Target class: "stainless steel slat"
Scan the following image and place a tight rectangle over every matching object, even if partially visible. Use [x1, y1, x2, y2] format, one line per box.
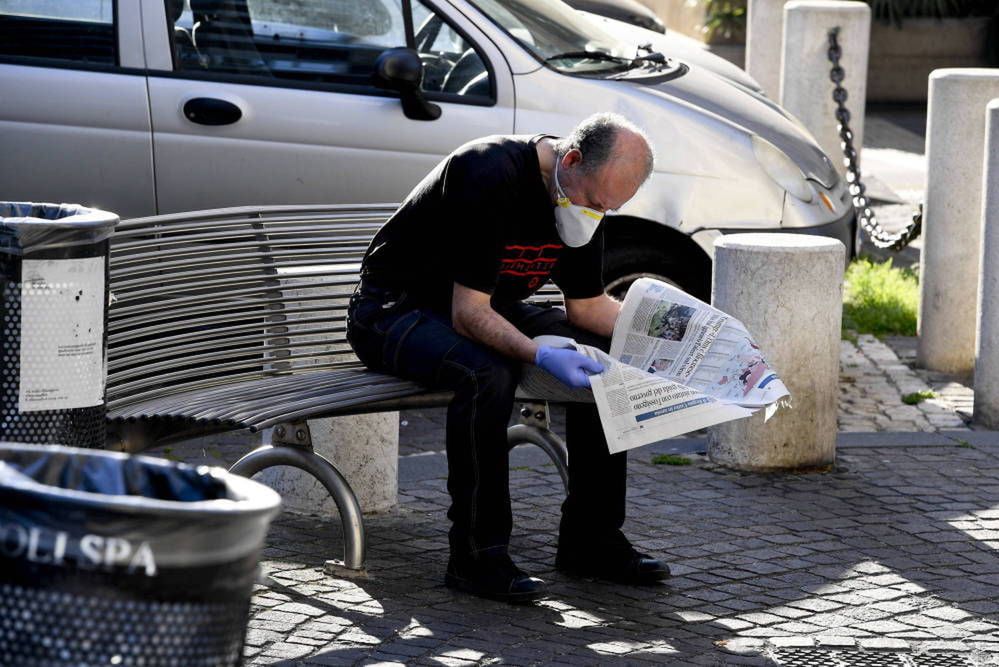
[107, 354, 358, 403]
[109, 313, 343, 357]
[111, 246, 368, 277]
[110, 277, 355, 314]
[112, 267, 358, 302]
[108, 325, 348, 373]
[109, 304, 342, 344]
[106, 360, 356, 411]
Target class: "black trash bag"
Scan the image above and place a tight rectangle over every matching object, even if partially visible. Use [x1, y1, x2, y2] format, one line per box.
[0, 442, 281, 667]
[1, 446, 229, 500]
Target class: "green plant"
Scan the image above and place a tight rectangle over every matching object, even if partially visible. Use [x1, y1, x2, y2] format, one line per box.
[698, 0, 746, 42]
[652, 454, 692, 466]
[902, 389, 935, 405]
[842, 258, 919, 337]
[956, 439, 973, 448]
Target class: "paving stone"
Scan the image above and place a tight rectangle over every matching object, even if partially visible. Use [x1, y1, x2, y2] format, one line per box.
[767, 636, 814, 648]
[815, 636, 858, 648]
[858, 637, 911, 651]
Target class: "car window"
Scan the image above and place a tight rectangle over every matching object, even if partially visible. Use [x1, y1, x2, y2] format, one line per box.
[168, 0, 491, 99]
[411, 0, 489, 97]
[0, 0, 116, 65]
[471, 0, 637, 74]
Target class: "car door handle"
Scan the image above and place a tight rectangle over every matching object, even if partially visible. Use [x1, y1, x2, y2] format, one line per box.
[183, 98, 243, 126]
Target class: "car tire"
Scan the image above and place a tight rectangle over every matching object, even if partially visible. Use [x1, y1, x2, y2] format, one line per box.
[603, 243, 710, 302]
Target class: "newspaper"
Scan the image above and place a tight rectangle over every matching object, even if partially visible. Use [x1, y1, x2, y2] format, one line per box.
[518, 278, 790, 454]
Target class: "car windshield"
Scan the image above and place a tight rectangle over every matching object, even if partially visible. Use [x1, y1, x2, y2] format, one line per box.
[468, 0, 639, 73]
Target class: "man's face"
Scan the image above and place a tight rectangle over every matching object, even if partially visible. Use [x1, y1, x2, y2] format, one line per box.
[558, 138, 648, 214]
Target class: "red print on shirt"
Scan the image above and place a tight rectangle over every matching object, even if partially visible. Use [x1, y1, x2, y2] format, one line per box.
[500, 243, 561, 289]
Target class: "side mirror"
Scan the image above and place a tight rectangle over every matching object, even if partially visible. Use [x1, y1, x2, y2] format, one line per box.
[373, 48, 442, 122]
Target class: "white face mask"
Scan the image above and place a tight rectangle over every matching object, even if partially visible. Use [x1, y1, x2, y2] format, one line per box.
[553, 159, 604, 248]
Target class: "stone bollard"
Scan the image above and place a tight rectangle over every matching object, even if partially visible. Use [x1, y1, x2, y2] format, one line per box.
[974, 99, 999, 428]
[746, 0, 787, 99]
[708, 234, 844, 471]
[919, 70, 999, 374]
[781, 1, 870, 180]
[259, 413, 399, 515]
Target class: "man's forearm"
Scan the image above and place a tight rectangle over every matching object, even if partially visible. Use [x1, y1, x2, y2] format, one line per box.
[567, 294, 621, 339]
[453, 301, 539, 364]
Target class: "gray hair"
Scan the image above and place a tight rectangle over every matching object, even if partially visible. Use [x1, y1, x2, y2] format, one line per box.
[555, 112, 655, 181]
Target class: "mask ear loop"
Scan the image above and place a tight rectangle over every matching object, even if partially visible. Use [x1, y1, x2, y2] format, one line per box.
[553, 154, 572, 208]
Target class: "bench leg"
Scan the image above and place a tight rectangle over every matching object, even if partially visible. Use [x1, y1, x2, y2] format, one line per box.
[229, 444, 366, 574]
[507, 401, 569, 493]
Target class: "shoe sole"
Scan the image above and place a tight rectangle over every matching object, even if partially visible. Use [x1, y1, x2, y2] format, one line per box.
[556, 564, 671, 585]
[444, 572, 545, 604]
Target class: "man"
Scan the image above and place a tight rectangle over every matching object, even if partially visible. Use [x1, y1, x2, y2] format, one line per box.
[346, 113, 669, 603]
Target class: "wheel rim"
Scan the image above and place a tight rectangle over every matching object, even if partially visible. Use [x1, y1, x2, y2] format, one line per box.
[604, 271, 679, 299]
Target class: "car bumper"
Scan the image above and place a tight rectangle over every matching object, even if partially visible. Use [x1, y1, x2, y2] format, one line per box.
[779, 206, 857, 259]
[712, 205, 857, 260]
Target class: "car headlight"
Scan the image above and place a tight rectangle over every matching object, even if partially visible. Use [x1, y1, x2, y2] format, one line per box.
[752, 136, 813, 203]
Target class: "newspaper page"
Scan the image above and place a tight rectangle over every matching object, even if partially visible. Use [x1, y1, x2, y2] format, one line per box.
[517, 278, 789, 453]
[611, 278, 790, 409]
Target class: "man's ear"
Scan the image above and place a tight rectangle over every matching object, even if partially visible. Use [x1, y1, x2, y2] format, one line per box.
[562, 148, 584, 169]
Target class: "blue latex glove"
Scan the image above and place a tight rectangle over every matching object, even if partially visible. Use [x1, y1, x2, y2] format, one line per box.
[535, 345, 605, 388]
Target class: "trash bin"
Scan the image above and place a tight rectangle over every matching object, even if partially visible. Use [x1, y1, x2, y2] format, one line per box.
[0, 442, 282, 667]
[0, 202, 119, 448]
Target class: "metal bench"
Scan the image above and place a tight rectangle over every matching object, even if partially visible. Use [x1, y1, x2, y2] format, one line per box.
[105, 204, 570, 573]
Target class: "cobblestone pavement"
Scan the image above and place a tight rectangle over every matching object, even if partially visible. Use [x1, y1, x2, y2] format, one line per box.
[246, 438, 999, 666]
[221, 105, 999, 664]
[839, 335, 971, 434]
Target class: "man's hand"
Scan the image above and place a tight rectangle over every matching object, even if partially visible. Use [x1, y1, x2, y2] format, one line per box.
[535, 345, 605, 388]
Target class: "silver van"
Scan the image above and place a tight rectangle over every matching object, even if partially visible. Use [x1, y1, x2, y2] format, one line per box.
[0, 0, 853, 297]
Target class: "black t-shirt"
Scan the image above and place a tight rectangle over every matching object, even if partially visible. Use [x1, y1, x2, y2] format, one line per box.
[360, 134, 604, 314]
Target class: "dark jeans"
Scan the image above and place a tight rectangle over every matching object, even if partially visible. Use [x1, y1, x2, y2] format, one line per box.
[346, 282, 627, 560]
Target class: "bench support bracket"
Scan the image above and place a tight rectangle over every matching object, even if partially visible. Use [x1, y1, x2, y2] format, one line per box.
[271, 421, 313, 448]
[229, 444, 366, 575]
[508, 401, 569, 492]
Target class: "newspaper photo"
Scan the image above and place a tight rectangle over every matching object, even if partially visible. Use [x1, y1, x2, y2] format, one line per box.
[518, 278, 790, 454]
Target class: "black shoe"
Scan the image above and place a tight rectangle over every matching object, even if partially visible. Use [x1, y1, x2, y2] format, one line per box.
[445, 551, 547, 604]
[556, 534, 670, 585]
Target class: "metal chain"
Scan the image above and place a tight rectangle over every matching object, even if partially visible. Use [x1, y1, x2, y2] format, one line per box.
[827, 26, 922, 251]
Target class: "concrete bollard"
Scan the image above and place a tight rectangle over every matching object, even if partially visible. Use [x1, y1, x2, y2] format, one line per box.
[918, 70, 999, 374]
[974, 99, 999, 428]
[781, 1, 870, 180]
[746, 0, 787, 99]
[708, 234, 844, 471]
[259, 413, 399, 515]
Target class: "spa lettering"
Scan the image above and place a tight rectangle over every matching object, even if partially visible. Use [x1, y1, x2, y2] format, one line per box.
[0, 521, 157, 576]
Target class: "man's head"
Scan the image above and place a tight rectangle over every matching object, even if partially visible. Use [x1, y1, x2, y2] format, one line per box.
[553, 113, 655, 213]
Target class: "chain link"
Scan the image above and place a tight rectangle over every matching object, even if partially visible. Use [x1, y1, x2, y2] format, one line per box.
[827, 26, 922, 251]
